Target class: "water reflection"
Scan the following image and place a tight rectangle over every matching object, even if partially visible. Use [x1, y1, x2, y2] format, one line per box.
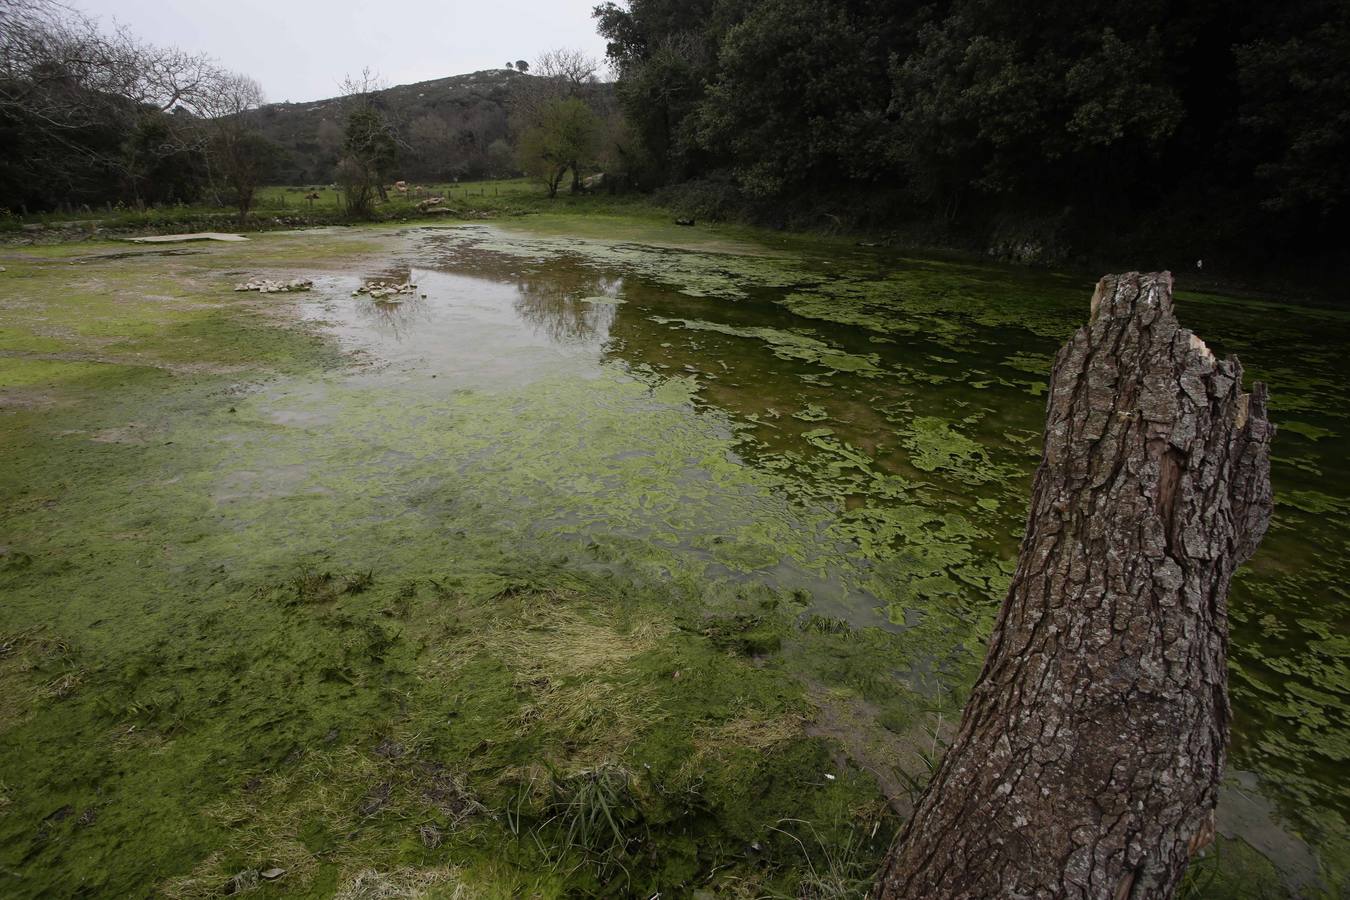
[330, 264, 623, 360]
[348, 268, 430, 343]
[303, 229, 1346, 891]
[512, 272, 623, 346]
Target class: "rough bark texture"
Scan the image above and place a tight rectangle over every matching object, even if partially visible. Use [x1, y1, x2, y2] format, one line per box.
[874, 273, 1274, 900]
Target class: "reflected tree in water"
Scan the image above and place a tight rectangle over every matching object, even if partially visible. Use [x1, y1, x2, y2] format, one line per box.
[513, 272, 624, 345]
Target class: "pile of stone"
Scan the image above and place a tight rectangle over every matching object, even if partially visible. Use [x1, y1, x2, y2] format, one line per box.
[415, 197, 445, 211]
[354, 280, 422, 302]
[233, 277, 313, 293]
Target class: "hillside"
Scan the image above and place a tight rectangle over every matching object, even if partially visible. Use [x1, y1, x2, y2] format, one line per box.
[247, 68, 526, 184]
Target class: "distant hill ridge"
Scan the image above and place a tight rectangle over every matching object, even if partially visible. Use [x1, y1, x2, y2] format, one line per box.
[247, 69, 527, 184]
[257, 68, 524, 117]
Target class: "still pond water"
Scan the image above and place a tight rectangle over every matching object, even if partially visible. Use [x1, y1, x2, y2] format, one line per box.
[2, 221, 1345, 894]
[282, 224, 1346, 887]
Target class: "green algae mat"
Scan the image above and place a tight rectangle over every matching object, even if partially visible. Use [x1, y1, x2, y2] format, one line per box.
[0, 223, 1345, 897]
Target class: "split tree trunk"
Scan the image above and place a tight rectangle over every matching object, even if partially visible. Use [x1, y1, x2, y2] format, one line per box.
[875, 273, 1274, 900]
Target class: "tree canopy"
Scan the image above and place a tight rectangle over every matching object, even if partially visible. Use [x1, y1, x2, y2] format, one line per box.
[515, 97, 600, 198]
[0, 0, 270, 213]
[594, 0, 1350, 268]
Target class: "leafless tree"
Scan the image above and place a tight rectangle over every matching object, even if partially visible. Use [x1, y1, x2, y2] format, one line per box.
[338, 67, 387, 103]
[195, 72, 268, 222]
[0, 0, 256, 208]
[2, 2, 220, 127]
[535, 48, 599, 93]
[334, 68, 398, 215]
[511, 48, 602, 194]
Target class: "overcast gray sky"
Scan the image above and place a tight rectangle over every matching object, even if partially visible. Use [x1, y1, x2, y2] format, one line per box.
[74, 0, 611, 103]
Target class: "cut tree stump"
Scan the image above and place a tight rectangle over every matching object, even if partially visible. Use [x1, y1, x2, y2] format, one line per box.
[874, 273, 1274, 900]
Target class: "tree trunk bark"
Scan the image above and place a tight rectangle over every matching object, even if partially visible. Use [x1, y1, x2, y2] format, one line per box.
[874, 272, 1274, 900]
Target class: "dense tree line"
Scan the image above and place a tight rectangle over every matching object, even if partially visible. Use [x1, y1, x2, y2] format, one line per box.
[594, 0, 1349, 269]
[0, 0, 276, 218]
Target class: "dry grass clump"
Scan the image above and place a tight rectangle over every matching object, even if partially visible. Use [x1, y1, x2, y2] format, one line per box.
[504, 601, 664, 676]
[161, 585, 680, 898]
[161, 843, 317, 900]
[420, 589, 670, 768]
[165, 861, 466, 900]
[334, 866, 466, 900]
[164, 738, 487, 897]
[0, 629, 84, 733]
[160, 851, 227, 900]
[419, 589, 664, 678]
[689, 712, 806, 762]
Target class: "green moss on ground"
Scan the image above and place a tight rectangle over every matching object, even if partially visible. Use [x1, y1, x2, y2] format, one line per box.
[1, 220, 1345, 898]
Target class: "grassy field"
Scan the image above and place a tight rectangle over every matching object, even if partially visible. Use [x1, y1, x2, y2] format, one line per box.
[1, 210, 1342, 898]
[255, 181, 540, 209]
[0, 227, 908, 898]
[0, 179, 663, 236]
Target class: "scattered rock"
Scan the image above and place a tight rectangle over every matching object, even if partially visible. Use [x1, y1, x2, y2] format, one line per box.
[354, 280, 418, 302]
[675, 217, 695, 226]
[234, 277, 313, 293]
[260, 868, 286, 881]
[336, 869, 460, 898]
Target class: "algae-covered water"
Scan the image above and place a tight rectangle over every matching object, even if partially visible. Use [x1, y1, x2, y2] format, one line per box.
[0, 221, 1345, 897]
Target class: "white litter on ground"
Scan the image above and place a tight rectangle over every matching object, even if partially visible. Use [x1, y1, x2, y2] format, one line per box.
[126, 232, 249, 243]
